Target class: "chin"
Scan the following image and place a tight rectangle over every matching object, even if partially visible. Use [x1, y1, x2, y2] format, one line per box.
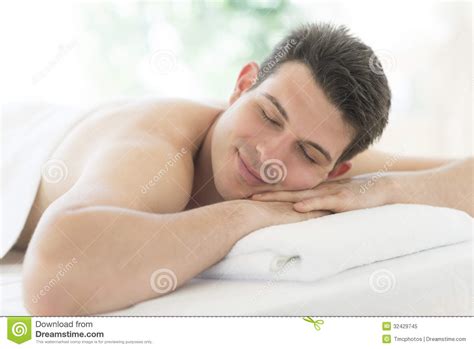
[214, 171, 249, 200]
[215, 178, 244, 200]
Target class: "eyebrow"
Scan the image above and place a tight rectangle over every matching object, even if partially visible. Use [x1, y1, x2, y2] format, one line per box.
[262, 92, 333, 163]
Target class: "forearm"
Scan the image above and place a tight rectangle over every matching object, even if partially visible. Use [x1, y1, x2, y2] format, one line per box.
[24, 199, 266, 315]
[388, 157, 473, 216]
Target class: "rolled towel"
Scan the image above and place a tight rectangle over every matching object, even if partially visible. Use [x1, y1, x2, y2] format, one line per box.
[197, 204, 472, 282]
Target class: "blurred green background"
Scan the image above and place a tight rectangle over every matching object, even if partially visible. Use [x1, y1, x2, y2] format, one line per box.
[79, 0, 301, 101]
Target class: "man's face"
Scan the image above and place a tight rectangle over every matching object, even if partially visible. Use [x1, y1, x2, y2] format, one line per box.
[211, 61, 354, 200]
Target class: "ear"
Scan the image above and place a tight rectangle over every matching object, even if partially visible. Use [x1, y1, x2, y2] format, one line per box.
[229, 62, 259, 105]
[327, 161, 352, 179]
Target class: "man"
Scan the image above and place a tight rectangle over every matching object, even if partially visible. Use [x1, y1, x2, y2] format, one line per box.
[21, 23, 472, 315]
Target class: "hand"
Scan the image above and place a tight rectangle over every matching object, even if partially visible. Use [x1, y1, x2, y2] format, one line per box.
[245, 200, 332, 227]
[251, 175, 395, 213]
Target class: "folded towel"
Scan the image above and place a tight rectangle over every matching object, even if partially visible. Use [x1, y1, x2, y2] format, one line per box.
[197, 204, 472, 282]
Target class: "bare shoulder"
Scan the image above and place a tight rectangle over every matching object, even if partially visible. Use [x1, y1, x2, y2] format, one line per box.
[68, 97, 222, 154]
[47, 98, 223, 214]
[109, 98, 223, 152]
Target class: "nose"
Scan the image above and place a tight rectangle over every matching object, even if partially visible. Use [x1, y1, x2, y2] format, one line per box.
[255, 134, 292, 163]
[255, 135, 291, 185]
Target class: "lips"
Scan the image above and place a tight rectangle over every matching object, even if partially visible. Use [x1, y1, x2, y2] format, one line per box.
[241, 156, 263, 180]
[237, 151, 265, 186]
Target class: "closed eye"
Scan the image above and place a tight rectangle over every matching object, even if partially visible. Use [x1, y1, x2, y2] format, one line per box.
[260, 108, 280, 127]
[299, 144, 317, 164]
[260, 106, 318, 165]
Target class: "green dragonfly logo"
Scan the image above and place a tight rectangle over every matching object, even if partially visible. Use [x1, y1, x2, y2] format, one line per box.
[302, 316, 324, 331]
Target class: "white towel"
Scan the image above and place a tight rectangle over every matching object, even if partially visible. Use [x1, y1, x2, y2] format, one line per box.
[197, 204, 473, 282]
[1, 102, 92, 258]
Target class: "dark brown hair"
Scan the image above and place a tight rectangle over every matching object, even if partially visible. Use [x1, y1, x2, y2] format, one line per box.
[252, 22, 391, 163]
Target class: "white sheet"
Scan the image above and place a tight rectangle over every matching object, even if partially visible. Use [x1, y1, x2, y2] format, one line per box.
[198, 204, 472, 282]
[1, 241, 471, 316]
[1, 102, 92, 258]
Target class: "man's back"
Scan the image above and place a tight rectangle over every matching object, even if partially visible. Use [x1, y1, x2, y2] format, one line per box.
[15, 98, 223, 250]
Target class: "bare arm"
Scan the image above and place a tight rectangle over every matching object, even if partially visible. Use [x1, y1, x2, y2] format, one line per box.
[24, 197, 323, 316]
[23, 199, 254, 315]
[339, 149, 453, 179]
[387, 157, 473, 215]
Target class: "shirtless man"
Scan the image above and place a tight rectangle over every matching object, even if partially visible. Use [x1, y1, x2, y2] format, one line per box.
[19, 23, 472, 315]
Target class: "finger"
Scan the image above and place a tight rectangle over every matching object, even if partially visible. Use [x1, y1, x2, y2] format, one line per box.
[304, 209, 332, 219]
[293, 195, 341, 213]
